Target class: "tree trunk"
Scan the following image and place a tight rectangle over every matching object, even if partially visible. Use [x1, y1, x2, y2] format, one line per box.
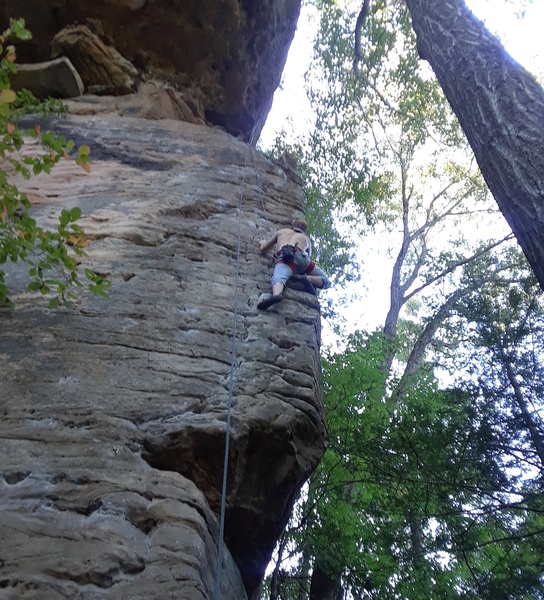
[309, 557, 343, 600]
[297, 547, 312, 600]
[502, 356, 544, 470]
[404, 0, 544, 290]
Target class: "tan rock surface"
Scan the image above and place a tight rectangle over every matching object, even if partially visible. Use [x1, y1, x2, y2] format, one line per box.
[50, 23, 139, 95]
[0, 113, 326, 599]
[9, 57, 84, 99]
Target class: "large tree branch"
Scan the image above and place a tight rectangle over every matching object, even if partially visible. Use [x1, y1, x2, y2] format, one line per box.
[384, 159, 412, 346]
[404, 233, 514, 302]
[457, 527, 544, 553]
[353, 0, 371, 77]
[501, 354, 544, 470]
[392, 287, 468, 402]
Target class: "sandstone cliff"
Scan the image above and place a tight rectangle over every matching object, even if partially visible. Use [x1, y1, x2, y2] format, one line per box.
[0, 2, 327, 599]
[0, 113, 327, 599]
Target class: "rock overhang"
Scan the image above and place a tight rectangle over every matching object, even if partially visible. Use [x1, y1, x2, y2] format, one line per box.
[1, 0, 302, 140]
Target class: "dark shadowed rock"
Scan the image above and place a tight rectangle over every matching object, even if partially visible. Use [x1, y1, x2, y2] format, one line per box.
[1, 0, 301, 139]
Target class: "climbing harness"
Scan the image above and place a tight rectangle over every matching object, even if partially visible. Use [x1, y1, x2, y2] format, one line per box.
[276, 243, 316, 276]
[278, 242, 298, 264]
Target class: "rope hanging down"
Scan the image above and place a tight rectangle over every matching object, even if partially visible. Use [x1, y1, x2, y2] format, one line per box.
[213, 127, 258, 600]
[249, 144, 269, 224]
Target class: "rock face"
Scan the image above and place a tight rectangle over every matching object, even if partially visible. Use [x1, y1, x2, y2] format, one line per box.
[1, 2, 327, 596]
[8, 57, 84, 99]
[1, 0, 301, 139]
[0, 113, 327, 599]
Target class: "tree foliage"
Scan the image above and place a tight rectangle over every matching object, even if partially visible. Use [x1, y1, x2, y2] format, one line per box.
[0, 18, 110, 307]
[260, 1, 544, 598]
[264, 247, 544, 600]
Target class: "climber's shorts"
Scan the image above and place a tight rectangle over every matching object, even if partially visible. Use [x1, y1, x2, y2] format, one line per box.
[271, 251, 331, 289]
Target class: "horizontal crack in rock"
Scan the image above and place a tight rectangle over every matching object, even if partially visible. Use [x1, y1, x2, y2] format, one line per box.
[3, 471, 31, 485]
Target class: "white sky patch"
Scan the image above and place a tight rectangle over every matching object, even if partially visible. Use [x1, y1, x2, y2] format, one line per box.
[260, 0, 544, 340]
[259, 3, 317, 149]
[263, 1, 544, 147]
[466, 0, 544, 81]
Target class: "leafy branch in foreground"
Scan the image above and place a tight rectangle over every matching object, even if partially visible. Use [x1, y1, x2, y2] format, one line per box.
[0, 18, 110, 307]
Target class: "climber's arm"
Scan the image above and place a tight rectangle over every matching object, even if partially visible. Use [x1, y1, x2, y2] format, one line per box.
[259, 233, 277, 254]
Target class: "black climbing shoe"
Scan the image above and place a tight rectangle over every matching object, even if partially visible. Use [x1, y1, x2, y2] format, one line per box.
[302, 278, 317, 296]
[290, 274, 317, 296]
[257, 294, 283, 310]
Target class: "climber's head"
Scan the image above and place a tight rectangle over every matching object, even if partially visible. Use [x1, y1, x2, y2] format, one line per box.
[292, 218, 308, 233]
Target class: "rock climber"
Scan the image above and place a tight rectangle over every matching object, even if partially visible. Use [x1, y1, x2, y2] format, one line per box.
[257, 218, 331, 310]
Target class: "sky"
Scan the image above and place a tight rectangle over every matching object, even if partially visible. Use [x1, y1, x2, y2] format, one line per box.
[259, 0, 544, 338]
[262, 0, 544, 147]
[468, 0, 544, 78]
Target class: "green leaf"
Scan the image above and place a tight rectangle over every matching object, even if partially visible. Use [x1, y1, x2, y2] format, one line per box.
[10, 18, 32, 41]
[69, 206, 81, 221]
[59, 209, 70, 227]
[0, 89, 16, 103]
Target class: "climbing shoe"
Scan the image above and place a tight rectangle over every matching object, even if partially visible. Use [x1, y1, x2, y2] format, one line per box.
[290, 274, 317, 296]
[257, 294, 283, 310]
